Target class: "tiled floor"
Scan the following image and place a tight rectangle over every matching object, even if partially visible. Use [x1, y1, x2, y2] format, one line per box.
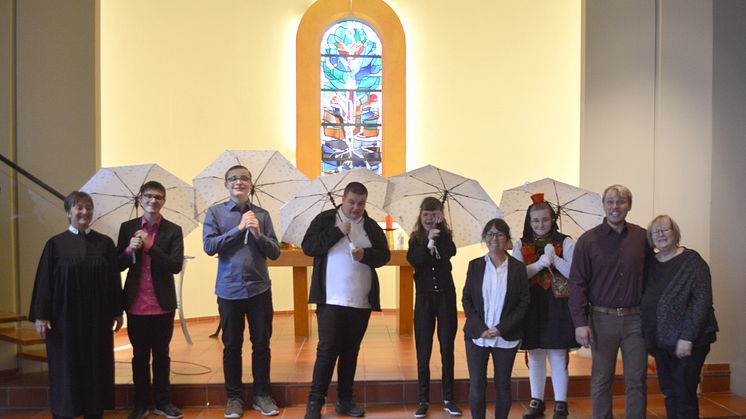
[109, 312, 594, 385]
[4, 395, 746, 418]
[3, 312, 745, 417]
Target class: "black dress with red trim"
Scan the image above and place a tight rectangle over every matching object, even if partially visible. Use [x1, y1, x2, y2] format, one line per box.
[518, 232, 579, 350]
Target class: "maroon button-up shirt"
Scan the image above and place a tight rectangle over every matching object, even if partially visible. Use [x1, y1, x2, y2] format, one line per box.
[568, 218, 652, 328]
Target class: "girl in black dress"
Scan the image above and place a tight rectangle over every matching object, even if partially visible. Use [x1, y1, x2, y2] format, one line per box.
[511, 194, 577, 419]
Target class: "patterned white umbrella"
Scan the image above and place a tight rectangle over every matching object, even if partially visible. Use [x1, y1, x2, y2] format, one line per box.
[384, 165, 503, 247]
[280, 168, 388, 246]
[193, 150, 309, 238]
[79, 163, 198, 240]
[499, 178, 604, 240]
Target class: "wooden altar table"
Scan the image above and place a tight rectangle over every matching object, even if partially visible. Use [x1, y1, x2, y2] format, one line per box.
[268, 249, 413, 337]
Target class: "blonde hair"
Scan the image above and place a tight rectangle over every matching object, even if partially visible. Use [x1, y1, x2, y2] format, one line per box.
[646, 214, 682, 248]
[602, 184, 633, 204]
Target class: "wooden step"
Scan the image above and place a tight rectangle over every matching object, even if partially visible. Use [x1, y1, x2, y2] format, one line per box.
[0, 327, 45, 345]
[19, 348, 47, 362]
[0, 310, 26, 324]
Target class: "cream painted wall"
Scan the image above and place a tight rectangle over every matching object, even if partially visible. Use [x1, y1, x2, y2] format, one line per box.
[711, 0, 746, 396]
[582, 0, 746, 398]
[100, 0, 581, 317]
[0, 0, 99, 371]
[0, 0, 18, 371]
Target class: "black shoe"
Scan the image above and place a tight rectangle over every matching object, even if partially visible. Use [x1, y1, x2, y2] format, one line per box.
[335, 399, 365, 417]
[443, 401, 462, 416]
[552, 401, 569, 419]
[523, 398, 545, 419]
[128, 408, 149, 419]
[154, 403, 183, 419]
[304, 399, 323, 419]
[414, 403, 428, 418]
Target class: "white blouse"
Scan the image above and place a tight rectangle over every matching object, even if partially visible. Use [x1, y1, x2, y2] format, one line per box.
[472, 254, 520, 348]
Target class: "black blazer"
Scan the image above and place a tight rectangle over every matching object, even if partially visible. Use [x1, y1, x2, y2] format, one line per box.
[117, 217, 184, 312]
[462, 254, 530, 341]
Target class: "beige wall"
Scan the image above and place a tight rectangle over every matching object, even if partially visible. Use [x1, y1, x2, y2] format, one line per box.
[0, 0, 99, 370]
[15, 0, 99, 315]
[583, 0, 745, 397]
[711, 0, 746, 396]
[0, 0, 17, 372]
[99, 0, 581, 316]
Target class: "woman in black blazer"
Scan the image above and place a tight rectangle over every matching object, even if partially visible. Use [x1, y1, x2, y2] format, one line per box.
[462, 218, 529, 419]
[117, 181, 184, 419]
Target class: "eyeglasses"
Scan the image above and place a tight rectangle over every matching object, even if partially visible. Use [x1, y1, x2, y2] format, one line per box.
[485, 231, 506, 239]
[651, 228, 672, 235]
[141, 193, 165, 202]
[227, 175, 251, 183]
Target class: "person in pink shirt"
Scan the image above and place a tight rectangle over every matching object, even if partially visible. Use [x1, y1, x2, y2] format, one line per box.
[117, 181, 184, 419]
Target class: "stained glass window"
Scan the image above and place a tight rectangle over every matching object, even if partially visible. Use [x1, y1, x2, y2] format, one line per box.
[320, 20, 382, 174]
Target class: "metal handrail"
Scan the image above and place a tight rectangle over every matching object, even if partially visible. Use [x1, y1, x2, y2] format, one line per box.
[0, 153, 65, 200]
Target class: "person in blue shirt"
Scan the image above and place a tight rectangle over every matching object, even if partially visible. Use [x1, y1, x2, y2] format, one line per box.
[203, 165, 281, 418]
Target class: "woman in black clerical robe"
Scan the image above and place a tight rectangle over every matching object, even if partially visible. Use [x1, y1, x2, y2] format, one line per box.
[29, 191, 123, 419]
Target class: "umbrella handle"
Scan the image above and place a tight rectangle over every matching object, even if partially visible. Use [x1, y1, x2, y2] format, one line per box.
[132, 252, 136, 265]
[244, 229, 249, 245]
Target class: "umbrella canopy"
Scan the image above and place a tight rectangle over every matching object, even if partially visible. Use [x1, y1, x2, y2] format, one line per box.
[280, 168, 388, 246]
[384, 165, 503, 247]
[193, 150, 309, 237]
[499, 177, 604, 240]
[79, 164, 198, 240]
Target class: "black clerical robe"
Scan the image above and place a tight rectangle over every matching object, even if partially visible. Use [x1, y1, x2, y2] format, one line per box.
[29, 229, 123, 417]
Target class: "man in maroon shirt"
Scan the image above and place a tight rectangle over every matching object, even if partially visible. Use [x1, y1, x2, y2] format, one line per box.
[569, 184, 651, 419]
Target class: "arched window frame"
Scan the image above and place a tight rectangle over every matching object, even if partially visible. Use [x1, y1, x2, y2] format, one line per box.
[296, 0, 406, 179]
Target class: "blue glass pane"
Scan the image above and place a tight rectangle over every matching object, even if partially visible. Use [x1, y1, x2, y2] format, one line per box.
[320, 20, 382, 175]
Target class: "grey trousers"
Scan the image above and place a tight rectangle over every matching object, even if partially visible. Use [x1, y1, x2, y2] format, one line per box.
[589, 310, 647, 419]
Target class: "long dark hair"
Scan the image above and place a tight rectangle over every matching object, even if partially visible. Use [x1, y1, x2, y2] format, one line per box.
[410, 196, 452, 243]
[521, 201, 562, 242]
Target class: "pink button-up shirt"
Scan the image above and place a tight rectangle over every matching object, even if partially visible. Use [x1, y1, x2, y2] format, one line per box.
[127, 216, 168, 315]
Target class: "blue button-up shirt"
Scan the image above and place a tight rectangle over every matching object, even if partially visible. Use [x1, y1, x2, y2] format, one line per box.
[203, 200, 280, 299]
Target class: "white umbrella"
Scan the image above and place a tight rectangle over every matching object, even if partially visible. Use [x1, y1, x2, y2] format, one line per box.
[193, 150, 309, 238]
[499, 178, 604, 240]
[79, 163, 198, 241]
[280, 168, 388, 246]
[384, 165, 503, 247]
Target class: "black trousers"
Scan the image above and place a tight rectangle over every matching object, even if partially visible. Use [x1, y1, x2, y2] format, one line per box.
[127, 311, 175, 408]
[309, 304, 372, 402]
[53, 414, 102, 419]
[654, 344, 710, 419]
[218, 291, 273, 399]
[414, 291, 457, 403]
[465, 339, 518, 419]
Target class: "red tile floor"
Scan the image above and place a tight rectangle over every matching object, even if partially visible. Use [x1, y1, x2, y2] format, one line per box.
[2, 311, 744, 418]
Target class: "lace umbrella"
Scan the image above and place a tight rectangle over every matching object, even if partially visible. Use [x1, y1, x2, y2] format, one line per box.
[384, 165, 503, 247]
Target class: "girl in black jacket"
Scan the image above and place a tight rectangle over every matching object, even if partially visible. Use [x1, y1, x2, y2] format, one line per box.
[407, 197, 462, 417]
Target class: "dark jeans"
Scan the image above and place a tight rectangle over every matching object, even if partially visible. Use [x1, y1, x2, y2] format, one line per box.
[654, 344, 710, 419]
[127, 311, 175, 408]
[414, 291, 457, 402]
[218, 291, 273, 399]
[309, 304, 372, 402]
[53, 415, 102, 419]
[465, 339, 518, 419]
